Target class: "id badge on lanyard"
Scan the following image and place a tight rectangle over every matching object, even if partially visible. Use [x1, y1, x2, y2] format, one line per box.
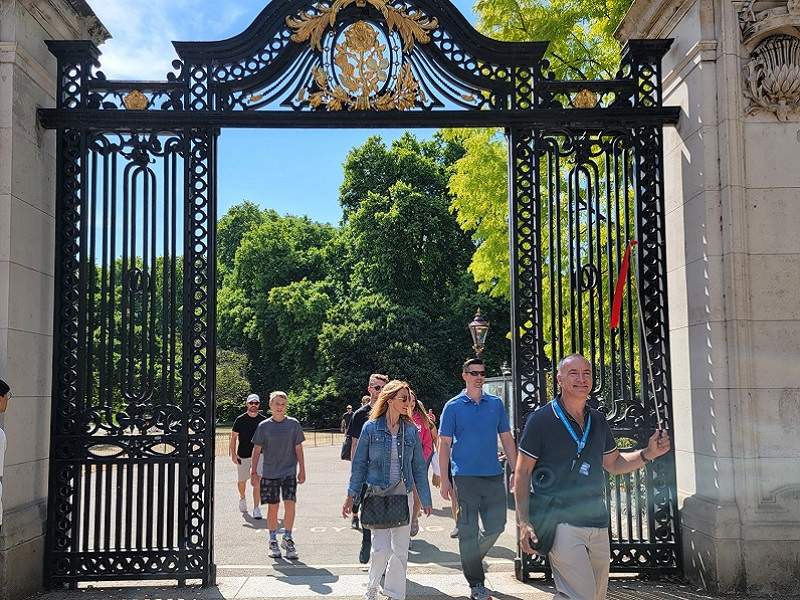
[552, 401, 592, 473]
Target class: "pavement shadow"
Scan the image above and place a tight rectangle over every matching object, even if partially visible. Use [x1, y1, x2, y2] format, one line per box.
[408, 538, 462, 569]
[271, 562, 339, 594]
[54, 586, 227, 600]
[239, 513, 267, 530]
[430, 506, 455, 518]
[485, 545, 517, 560]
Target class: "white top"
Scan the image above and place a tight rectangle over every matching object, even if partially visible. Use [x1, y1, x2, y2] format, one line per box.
[388, 432, 401, 486]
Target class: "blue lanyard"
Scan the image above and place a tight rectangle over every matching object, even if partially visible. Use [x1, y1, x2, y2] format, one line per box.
[552, 400, 592, 456]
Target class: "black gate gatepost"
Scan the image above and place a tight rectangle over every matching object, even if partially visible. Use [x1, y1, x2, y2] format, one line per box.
[39, 0, 680, 588]
[509, 40, 681, 580]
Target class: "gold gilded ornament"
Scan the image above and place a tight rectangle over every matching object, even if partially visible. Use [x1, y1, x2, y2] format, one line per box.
[123, 90, 149, 110]
[573, 89, 598, 109]
[305, 21, 425, 111]
[286, 0, 437, 53]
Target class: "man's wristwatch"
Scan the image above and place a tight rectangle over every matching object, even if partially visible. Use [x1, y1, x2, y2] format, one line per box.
[640, 449, 651, 463]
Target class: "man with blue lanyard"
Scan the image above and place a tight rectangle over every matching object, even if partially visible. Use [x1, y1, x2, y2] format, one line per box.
[439, 358, 518, 600]
[514, 353, 671, 600]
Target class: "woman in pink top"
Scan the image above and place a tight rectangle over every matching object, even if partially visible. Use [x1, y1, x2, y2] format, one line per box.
[409, 389, 437, 536]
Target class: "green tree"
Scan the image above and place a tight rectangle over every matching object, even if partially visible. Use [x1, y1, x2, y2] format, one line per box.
[447, 0, 634, 301]
[316, 133, 510, 418]
[217, 200, 265, 284]
[445, 2, 636, 368]
[475, 0, 632, 79]
[217, 210, 336, 393]
[215, 349, 252, 423]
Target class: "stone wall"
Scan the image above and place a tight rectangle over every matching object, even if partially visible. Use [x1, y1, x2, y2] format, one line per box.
[0, 2, 106, 598]
[617, 0, 800, 594]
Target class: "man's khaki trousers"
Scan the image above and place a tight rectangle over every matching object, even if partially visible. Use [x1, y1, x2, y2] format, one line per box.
[548, 523, 610, 600]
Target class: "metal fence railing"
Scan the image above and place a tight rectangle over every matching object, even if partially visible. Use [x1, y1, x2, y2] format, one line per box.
[214, 429, 345, 456]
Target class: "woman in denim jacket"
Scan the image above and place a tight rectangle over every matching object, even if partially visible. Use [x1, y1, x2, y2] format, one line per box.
[342, 380, 432, 600]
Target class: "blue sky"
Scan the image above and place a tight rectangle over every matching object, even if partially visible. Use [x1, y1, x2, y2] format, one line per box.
[87, 0, 478, 225]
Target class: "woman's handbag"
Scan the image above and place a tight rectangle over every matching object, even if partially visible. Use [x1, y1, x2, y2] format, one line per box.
[360, 480, 410, 529]
[359, 424, 410, 529]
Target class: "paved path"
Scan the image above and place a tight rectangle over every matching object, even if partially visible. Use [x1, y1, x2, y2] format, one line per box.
[34, 446, 793, 600]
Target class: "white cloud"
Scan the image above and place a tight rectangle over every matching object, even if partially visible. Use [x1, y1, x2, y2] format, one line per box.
[87, 0, 254, 81]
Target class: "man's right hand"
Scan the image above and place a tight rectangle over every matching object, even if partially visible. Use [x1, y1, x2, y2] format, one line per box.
[231, 455, 240, 465]
[518, 521, 539, 555]
[250, 472, 259, 487]
[440, 478, 452, 501]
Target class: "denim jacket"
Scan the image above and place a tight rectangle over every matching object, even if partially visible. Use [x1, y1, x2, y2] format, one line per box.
[347, 415, 433, 508]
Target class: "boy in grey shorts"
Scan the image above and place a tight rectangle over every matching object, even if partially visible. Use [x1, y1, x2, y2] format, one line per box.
[251, 391, 306, 559]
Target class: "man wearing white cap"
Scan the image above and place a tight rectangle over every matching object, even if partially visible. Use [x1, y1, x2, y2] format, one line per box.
[230, 393, 267, 518]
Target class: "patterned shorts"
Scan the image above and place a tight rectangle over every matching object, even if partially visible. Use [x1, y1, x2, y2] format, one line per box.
[260, 476, 297, 504]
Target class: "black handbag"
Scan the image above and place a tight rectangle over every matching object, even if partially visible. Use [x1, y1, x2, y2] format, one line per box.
[359, 424, 410, 530]
[340, 435, 353, 461]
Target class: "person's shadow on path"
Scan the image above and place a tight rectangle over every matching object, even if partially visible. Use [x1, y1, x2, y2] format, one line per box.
[271, 562, 338, 594]
[239, 513, 267, 530]
[408, 538, 462, 570]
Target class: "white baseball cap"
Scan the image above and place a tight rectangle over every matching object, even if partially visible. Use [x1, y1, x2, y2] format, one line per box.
[246, 393, 260, 404]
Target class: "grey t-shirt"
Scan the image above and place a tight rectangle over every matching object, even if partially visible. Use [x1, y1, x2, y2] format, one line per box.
[250, 416, 305, 479]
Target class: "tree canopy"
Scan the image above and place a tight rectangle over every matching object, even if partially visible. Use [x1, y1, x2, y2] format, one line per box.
[216, 133, 510, 426]
[446, 0, 634, 302]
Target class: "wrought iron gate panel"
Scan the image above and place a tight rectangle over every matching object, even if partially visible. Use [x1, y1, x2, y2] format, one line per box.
[509, 42, 680, 579]
[41, 3, 680, 588]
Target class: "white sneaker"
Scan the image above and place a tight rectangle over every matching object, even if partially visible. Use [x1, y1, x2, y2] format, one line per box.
[252, 505, 262, 519]
[281, 537, 298, 559]
[238, 498, 247, 512]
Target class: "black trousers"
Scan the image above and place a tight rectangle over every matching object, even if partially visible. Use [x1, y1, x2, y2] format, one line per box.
[453, 474, 506, 587]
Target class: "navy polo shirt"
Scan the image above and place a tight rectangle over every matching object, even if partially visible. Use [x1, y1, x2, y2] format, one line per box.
[518, 397, 618, 528]
[439, 390, 510, 476]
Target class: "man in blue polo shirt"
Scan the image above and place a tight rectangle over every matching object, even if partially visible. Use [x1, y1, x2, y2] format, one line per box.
[439, 358, 518, 600]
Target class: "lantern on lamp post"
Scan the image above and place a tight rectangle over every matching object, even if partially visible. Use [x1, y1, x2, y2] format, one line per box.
[468, 309, 490, 358]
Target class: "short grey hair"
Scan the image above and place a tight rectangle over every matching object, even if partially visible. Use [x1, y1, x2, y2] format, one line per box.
[557, 353, 591, 372]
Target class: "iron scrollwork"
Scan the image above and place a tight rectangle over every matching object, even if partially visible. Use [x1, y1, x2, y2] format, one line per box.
[42, 1, 678, 589]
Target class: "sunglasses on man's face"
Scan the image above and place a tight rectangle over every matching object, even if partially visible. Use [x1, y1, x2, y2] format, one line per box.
[466, 370, 486, 377]
[246, 401, 260, 405]
[370, 385, 384, 391]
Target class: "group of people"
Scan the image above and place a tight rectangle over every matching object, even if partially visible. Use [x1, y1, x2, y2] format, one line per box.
[229, 352, 671, 600]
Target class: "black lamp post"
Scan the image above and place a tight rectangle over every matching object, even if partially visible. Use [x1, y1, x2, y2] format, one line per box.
[468, 309, 490, 358]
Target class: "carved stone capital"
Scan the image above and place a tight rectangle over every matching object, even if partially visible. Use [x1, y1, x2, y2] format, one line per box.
[738, 3, 800, 119]
[738, 1, 800, 49]
[743, 34, 800, 120]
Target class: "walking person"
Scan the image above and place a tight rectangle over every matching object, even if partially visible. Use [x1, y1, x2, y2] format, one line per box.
[346, 373, 389, 562]
[514, 353, 671, 600]
[251, 391, 306, 559]
[438, 358, 518, 600]
[342, 380, 432, 600]
[230, 393, 267, 518]
[340, 404, 354, 433]
[0, 379, 10, 532]
[408, 390, 436, 537]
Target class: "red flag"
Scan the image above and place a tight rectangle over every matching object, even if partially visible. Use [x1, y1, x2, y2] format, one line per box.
[610, 240, 637, 329]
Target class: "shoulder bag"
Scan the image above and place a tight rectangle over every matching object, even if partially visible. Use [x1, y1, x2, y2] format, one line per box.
[340, 435, 353, 461]
[360, 423, 411, 529]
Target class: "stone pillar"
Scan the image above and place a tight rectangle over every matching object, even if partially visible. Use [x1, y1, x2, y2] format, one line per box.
[617, 0, 800, 594]
[0, 2, 106, 598]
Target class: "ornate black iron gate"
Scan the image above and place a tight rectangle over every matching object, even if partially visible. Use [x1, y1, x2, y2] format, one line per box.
[39, 0, 679, 588]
